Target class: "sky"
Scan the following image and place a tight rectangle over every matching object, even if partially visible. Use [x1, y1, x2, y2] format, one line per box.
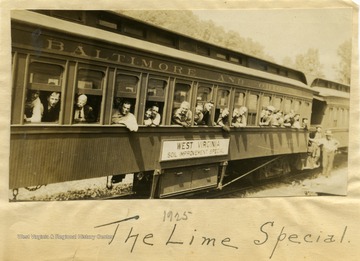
[192, 8, 353, 81]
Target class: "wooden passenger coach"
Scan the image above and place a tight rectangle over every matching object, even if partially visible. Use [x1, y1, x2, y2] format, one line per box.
[9, 10, 347, 198]
[310, 78, 350, 148]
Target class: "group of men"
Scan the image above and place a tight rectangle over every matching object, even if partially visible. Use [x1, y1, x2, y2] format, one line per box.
[25, 91, 98, 124]
[24, 90, 61, 123]
[308, 126, 340, 177]
[109, 99, 248, 131]
[172, 100, 248, 129]
[259, 105, 308, 129]
[25, 92, 340, 179]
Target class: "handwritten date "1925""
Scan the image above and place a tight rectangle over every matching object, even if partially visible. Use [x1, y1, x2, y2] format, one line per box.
[163, 211, 192, 222]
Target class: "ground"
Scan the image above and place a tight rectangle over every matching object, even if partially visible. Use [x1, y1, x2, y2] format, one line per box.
[9, 153, 348, 201]
[241, 165, 347, 198]
[9, 174, 134, 201]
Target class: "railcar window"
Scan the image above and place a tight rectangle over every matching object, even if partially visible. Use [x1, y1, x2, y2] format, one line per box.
[293, 100, 301, 113]
[77, 69, 104, 90]
[216, 89, 230, 107]
[145, 78, 167, 126]
[173, 83, 191, 108]
[179, 39, 197, 53]
[197, 85, 213, 103]
[249, 59, 267, 71]
[234, 91, 245, 107]
[73, 93, 101, 124]
[261, 95, 271, 110]
[123, 24, 146, 38]
[172, 82, 192, 126]
[328, 107, 334, 127]
[338, 108, 344, 126]
[278, 69, 288, 77]
[155, 33, 176, 47]
[247, 94, 259, 126]
[50, 10, 84, 23]
[24, 89, 62, 124]
[303, 102, 311, 119]
[216, 52, 227, 60]
[147, 78, 166, 101]
[112, 74, 139, 125]
[194, 85, 214, 126]
[115, 74, 139, 98]
[25, 61, 64, 124]
[273, 97, 282, 112]
[344, 109, 349, 126]
[284, 98, 292, 114]
[214, 89, 230, 126]
[98, 19, 118, 30]
[29, 62, 63, 87]
[333, 108, 338, 127]
[230, 56, 240, 63]
[74, 68, 105, 124]
[197, 45, 210, 56]
[267, 66, 278, 74]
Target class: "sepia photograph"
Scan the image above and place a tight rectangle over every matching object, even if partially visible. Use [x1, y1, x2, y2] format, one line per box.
[8, 8, 352, 201]
[2, 1, 360, 260]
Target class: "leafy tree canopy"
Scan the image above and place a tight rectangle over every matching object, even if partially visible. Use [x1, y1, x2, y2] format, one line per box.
[117, 10, 274, 61]
[334, 39, 351, 84]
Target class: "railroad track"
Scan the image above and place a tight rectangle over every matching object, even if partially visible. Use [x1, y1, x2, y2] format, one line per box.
[183, 168, 319, 199]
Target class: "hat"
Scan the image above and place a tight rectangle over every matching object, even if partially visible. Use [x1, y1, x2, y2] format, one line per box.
[267, 105, 275, 112]
[325, 130, 333, 136]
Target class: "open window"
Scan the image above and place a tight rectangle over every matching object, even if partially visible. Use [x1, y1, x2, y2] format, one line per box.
[261, 94, 271, 110]
[283, 98, 293, 114]
[273, 97, 283, 112]
[113, 73, 139, 116]
[247, 93, 259, 126]
[215, 88, 230, 126]
[196, 84, 213, 104]
[293, 100, 301, 114]
[172, 81, 192, 126]
[234, 91, 245, 107]
[144, 77, 168, 126]
[195, 84, 214, 126]
[29, 62, 63, 88]
[74, 65, 105, 124]
[173, 82, 191, 109]
[24, 59, 64, 124]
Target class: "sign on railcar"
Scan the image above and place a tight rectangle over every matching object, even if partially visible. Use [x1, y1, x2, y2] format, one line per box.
[160, 138, 230, 161]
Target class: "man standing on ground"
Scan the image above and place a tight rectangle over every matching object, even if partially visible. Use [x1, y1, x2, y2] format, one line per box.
[317, 130, 340, 177]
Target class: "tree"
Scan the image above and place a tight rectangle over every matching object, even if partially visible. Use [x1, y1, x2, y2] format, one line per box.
[282, 56, 294, 68]
[294, 48, 324, 78]
[116, 10, 272, 61]
[334, 39, 351, 84]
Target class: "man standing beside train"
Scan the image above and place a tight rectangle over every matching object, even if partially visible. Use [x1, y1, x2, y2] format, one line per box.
[316, 130, 340, 177]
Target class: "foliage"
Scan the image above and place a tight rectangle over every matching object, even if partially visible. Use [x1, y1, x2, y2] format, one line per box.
[334, 39, 351, 84]
[117, 10, 273, 61]
[294, 48, 324, 78]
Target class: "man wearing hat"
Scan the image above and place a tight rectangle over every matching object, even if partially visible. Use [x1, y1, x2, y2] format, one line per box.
[316, 130, 340, 177]
[232, 106, 248, 127]
[259, 105, 275, 126]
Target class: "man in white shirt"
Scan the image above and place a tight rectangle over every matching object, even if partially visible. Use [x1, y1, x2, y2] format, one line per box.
[144, 104, 161, 127]
[317, 130, 340, 177]
[24, 90, 44, 123]
[112, 100, 138, 132]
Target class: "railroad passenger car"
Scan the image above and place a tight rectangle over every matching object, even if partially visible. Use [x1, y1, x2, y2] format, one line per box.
[310, 78, 350, 148]
[9, 10, 347, 199]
